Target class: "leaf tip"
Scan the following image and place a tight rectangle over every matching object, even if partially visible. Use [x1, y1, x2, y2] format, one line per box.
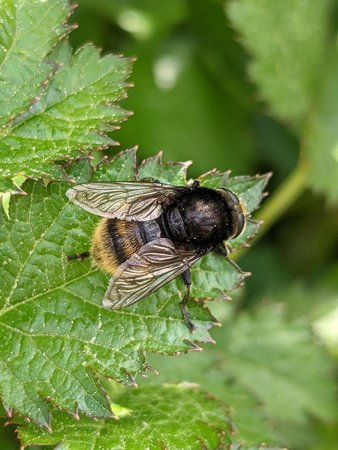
[69, 2, 78, 12]
[69, 404, 80, 421]
[184, 340, 203, 352]
[264, 171, 274, 180]
[67, 23, 79, 32]
[218, 293, 232, 301]
[127, 374, 138, 387]
[3, 405, 13, 418]
[144, 364, 160, 375]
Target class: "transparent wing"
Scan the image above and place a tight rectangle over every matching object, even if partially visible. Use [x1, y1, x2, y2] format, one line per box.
[103, 238, 200, 309]
[66, 181, 182, 221]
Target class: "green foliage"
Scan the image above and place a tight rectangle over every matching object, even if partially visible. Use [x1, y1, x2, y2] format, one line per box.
[227, 0, 330, 126]
[0, 0, 132, 193]
[18, 383, 232, 449]
[306, 53, 338, 203]
[93, 0, 256, 176]
[0, 149, 267, 428]
[222, 308, 335, 424]
[228, 0, 338, 202]
[0, 0, 337, 448]
[144, 303, 337, 447]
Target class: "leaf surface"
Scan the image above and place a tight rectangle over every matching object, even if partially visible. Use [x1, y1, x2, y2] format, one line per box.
[0, 0, 132, 190]
[143, 304, 337, 449]
[305, 52, 338, 203]
[0, 150, 268, 425]
[227, 0, 330, 125]
[17, 383, 231, 449]
[144, 304, 337, 446]
[227, 0, 338, 202]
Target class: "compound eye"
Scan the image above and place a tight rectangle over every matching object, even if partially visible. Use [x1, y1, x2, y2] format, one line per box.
[218, 188, 246, 239]
[233, 209, 245, 238]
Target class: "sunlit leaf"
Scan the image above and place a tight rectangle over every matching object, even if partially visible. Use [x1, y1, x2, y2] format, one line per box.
[0, 149, 267, 425]
[0, 0, 132, 192]
[227, 0, 331, 125]
[143, 304, 337, 447]
[17, 383, 231, 449]
[306, 52, 338, 203]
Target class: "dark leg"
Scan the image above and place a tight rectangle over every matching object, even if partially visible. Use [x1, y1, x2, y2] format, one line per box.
[190, 179, 200, 190]
[180, 269, 196, 331]
[67, 251, 90, 262]
[140, 177, 160, 183]
[212, 242, 228, 257]
[212, 244, 245, 273]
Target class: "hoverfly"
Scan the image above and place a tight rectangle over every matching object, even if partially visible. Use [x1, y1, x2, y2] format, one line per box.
[66, 180, 245, 330]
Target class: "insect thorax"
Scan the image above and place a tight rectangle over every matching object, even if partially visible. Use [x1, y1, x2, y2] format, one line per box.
[163, 188, 236, 245]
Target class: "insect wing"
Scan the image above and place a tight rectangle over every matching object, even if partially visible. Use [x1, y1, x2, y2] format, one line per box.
[66, 182, 181, 221]
[103, 238, 200, 309]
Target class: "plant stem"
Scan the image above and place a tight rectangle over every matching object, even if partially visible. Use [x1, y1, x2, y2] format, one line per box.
[233, 160, 309, 261]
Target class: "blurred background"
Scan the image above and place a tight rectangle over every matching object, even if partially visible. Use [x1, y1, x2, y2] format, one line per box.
[3, 0, 337, 449]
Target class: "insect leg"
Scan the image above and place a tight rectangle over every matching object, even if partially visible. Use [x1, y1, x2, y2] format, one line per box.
[190, 179, 200, 189]
[212, 242, 228, 256]
[67, 251, 90, 262]
[139, 177, 160, 183]
[212, 243, 245, 273]
[180, 269, 196, 331]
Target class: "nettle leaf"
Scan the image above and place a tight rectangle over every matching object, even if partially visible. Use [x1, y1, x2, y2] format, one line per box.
[0, 149, 268, 426]
[144, 350, 278, 446]
[137, 151, 192, 185]
[227, 0, 331, 125]
[18, 383, 231, 449]
[0, 0, 132, 192]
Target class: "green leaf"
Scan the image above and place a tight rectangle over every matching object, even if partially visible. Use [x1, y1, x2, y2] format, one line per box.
[0, 149, 267, 425]
[231, 219, 261, 250]
[198, 170, 231, 189]
[227, 0, 338, 203]
[0, 178, 25, 196]
[0, 0, 72, 127]
[305, 50, 338, 203]
[226, 175, 271, 214]
[143, 304, 337, 447]
[227, 0, 331, 125]
[0, 1, 132, 191]
[137, 151, 192, 185]
[17, 383, 231, 449]
[143, 351, 277, 446]
[190, 253, 248, 300]
[221, 307, 336, 424]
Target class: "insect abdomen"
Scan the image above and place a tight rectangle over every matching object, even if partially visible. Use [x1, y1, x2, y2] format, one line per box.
[91, 219, 142, 274]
